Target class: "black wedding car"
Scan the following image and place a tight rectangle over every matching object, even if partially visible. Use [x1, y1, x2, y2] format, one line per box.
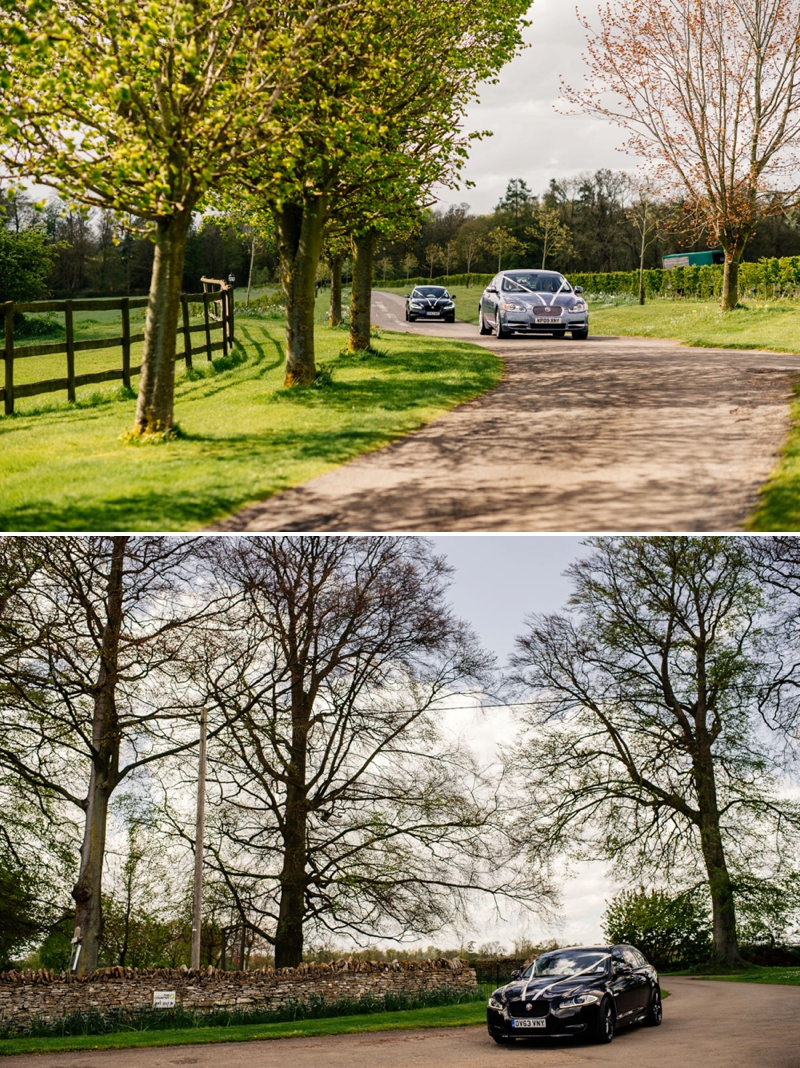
[487, 945, 662, 1045]
[405, 285, 456, 322]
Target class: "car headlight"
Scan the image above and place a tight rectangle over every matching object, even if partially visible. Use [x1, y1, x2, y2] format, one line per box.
[568, 303, 587, 313]
[409, 302, 423, 308]
[488, 994, 505, 1010]
[502, 301, 525, 311]
[443, 301, 454, 308]
[559, 993, 600, 1008]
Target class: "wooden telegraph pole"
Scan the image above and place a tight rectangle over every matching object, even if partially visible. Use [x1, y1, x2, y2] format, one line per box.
[190, 708, 208, 970]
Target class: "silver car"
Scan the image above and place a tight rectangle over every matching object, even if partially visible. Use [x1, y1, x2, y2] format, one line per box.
[478, 270, 589, 339]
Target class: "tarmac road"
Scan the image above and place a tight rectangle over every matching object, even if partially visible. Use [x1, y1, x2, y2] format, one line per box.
[211, 291, 800, 532]
[3, 979, 799, 1068]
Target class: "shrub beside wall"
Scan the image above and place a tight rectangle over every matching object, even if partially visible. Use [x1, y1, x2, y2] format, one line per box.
[0, 957, 477, 1036]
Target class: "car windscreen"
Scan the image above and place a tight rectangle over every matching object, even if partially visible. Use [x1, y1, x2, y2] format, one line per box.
[521, 950, 609, 979]
[505, 273, 570, 294]
[413, 287, 447, 297]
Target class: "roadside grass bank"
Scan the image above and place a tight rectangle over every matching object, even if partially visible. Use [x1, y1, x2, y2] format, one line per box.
[747, 380, 800, 531]
[0, 1002, 488, 1057]
[661, 965, 800, 985]
[0, 317, 501, 532]
[588, 299, 800, 354]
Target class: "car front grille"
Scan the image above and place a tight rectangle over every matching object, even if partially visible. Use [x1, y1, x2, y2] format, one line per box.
[507, 999, 550, 1018]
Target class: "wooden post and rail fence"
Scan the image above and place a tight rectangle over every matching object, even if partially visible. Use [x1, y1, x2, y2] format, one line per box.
[0, 277, 234, 416]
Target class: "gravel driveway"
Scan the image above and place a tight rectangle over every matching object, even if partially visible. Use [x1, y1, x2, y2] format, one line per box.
[212, 292, 800, 532]
[3, 979, 798, 1068]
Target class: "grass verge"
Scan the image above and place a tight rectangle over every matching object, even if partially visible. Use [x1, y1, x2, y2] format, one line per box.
[588, 298, 800, 354]
[664, 965, 800, 986]
[0, 319, 500, 531]
[0, 1002, 486, 1057]
[748, 381, 800, 531]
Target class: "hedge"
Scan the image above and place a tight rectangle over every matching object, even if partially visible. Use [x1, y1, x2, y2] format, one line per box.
[378, 258, 800, 300]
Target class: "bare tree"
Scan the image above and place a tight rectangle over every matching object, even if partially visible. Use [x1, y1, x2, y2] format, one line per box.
[625, 179, 661, 304]
[0, 537, 223, 974]
[510, 536, 800, 965]
[566, 0, 800, 309]
[184, 537, 545, 969]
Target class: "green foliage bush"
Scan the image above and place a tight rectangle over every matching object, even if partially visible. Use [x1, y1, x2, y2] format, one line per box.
[602, 888, 712, 972]
[0, 230, 58, 303]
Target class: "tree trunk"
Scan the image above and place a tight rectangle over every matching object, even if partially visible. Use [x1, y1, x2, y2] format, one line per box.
[71, 536, 127, 975]
[134, 210, 191, 434]
[349, 230, 378, 353]
[694, 751, 742, 964]
[720, 256, 740, 312]
[246, 235, 256, 309]
[276, 194, 327, 387]
[329, 255, 343, 327]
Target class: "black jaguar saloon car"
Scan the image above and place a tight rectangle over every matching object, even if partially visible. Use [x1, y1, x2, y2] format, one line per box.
[487, 945, 662, 1045]
[405, 285, 456, 322]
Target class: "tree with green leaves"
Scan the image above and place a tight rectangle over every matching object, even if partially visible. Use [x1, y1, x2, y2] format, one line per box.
[482, 227, 523, 272]
[510, 536, 800, 965]
[602, 888, 712, 971]
[526, 207, 574, 270]
[0, 0, 332, 434]
[0, 228, 58, 303]
[243, 0, 528, 383]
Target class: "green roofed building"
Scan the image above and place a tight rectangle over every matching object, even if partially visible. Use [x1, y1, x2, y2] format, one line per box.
[663, 249, 725, 269]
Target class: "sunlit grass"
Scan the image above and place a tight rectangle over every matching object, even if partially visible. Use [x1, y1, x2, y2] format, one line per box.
[0, 314, 501, 532]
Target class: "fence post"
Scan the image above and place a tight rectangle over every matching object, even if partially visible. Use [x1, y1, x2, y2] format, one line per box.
[3, 301, 13, 416]
[65, 299, 76, 402]
[228, 284, 235, 344]
[203, 292, 212, 361]
[220, 292, 229, 361]
[182, 295, 192, 369]
[121, 297, 131, 389]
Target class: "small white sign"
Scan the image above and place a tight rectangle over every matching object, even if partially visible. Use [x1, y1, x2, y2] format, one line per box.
[153, 991, 176, 1009]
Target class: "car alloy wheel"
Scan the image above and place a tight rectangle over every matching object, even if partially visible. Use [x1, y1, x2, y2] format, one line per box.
[646, 990, 663, 1027]
[596, 998, 615, 1044]
[494, 312, 509, 339]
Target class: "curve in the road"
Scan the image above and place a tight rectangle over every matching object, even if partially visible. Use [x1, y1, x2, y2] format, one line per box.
[210, 291, 800, 532]
[3, 979, 798, 1068]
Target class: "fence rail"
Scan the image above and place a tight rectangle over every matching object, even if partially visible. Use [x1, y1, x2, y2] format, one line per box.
[1, 279, 234, 415]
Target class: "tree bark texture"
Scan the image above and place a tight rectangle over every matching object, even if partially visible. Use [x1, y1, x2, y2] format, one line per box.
[329, 255, 343, 327]
[134, 211, 191, 434]
[274, 691, 310, 969]
[720, 257, 740, 311]
[276, 195, 327, 387]
[694, 750, 742, 964]
[349, 230, 378, 353]
[71, 537, 127, 974]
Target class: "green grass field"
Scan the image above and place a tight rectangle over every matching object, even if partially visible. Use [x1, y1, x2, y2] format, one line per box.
[0, 1002, 487, 1057]
[665, 966, 800, 986]
[0, 309, 500, 531]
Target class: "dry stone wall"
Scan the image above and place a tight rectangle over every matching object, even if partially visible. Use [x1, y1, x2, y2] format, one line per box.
[0, 958, 476, 1035]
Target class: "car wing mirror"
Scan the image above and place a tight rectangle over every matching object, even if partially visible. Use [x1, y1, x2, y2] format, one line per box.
[486, 286, 497, 294]
[451, 294, 457, 300]
[510, 969, 521, 979]
[574, 286, 583, 294]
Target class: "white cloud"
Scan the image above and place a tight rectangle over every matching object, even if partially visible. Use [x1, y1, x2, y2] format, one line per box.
[435, 0, 644, 215]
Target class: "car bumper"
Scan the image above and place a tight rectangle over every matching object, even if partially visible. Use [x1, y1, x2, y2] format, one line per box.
[487, 1005, 595, 1039]
[499, 311, 588, 333]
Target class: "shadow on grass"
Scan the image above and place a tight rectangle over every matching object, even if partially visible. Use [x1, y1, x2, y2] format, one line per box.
[0, 327, 501, 531]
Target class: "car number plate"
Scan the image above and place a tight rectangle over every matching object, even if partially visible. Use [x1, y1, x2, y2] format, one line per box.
[512, 1019, 547, 1029]
[426, 311, 439, 315]
[535, 316, 561, 324]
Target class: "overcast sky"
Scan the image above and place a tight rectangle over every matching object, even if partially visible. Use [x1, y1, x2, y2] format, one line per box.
[434, 0, 643, 216]
[420, 535, 614, 953]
